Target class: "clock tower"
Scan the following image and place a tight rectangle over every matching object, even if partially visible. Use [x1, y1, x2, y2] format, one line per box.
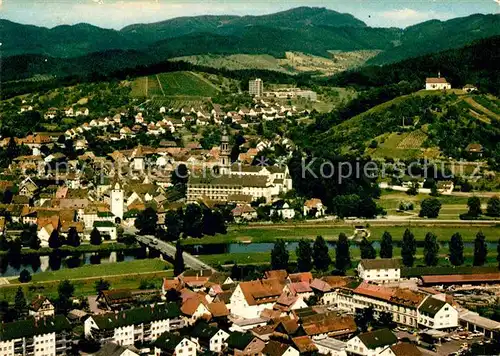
[219, 128, 231, 175]
[110, 175, 124, 221]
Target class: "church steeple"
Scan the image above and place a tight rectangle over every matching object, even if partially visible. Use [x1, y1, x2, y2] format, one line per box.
[219, 128, 230, 175]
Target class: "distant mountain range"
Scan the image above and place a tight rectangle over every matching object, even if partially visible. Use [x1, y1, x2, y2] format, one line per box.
[1, 7, 499, 80]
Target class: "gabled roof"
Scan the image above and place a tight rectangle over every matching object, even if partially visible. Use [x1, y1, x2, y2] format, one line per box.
[0, 316, 70, 341]
[264, 270, 288, 282]
[357, 329, 398, 350]
[191, 322, 220, 340]
[426, 77, 449, 84]
[359, 259, 401, 270]
[153, 332, 184, 351]
[30, 295, 52, 311]
[91, 303, 181, 330]
[288, 272, 313, 283]
[238, 279, 284, 306]
[262, 340, 295, 356]
[390, 343, 422, 356]
[418, 296, 447, 317]
[207, 301, 229, 317]
[310, 278, 332, 292]
[94, 342, 137, 356]
[292, 336, 318, 354]
[301, 313, 356, 337]
[227, 331, 255, 350]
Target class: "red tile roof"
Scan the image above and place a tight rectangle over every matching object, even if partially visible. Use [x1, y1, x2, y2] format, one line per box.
[421, 273, 500, 285]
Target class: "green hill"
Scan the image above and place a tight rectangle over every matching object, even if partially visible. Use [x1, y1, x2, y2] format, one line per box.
[310, 90, 500, 163]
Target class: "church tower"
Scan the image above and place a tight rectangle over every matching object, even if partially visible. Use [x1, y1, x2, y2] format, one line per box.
[110, 173, 124, 221]
[219, 128, 231, 175]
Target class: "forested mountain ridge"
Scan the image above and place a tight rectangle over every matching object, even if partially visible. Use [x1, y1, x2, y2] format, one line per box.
[1, 7, 498, 67]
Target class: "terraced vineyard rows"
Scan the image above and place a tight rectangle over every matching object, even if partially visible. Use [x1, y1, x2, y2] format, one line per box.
[397, 130, 427, 149]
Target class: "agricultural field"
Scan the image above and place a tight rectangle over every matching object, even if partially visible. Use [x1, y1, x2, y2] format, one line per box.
[172, 54, 292, 73]
[130, 71, 222, 98]
[368, 130, 438, 159]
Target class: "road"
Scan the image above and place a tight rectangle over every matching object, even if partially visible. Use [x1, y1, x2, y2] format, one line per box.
[135, 234, 215, 272]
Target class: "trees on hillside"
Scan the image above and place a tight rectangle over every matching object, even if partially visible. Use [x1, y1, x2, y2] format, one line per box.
[379, 231, 393, 258]
[271, 240, 289, 270]
[449, 233, 464, 266]
[296, 239, 313, 272]
[401, 229, 416, 267]
[423, 232, 439, 266]
[312, 236, 331, 271]
[473, 231, 488, 266]
[335, 233, 351, 274]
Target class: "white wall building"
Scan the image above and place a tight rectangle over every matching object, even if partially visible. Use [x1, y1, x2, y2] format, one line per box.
[418, 296, 458, 330]
[357, 259, 401, 284]
[425, 74, 451, 90]
[346, 329, 397, 356]
[249, 78, 264, 97]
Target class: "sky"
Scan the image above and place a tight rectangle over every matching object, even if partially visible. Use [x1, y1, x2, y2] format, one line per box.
[1, 0, 498, 29]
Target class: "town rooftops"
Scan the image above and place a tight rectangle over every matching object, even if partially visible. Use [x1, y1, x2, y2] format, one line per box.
[191, 322, 220, 340]
[238, 279, 284, 305]
[262, 340, 295, 356]
[359, 258, 401, 270]
[264, 270, 288, 282]
[389, 342, 422, 356]
[301, 312, 356, 337]
[314, 337, 346, 351]
[421, 273, 500, 285]
[292, 336, 318, 353]
[358, 329, 398, 350]
[207, 301, 229, 317]
[227, 331, 255, 350]
[91, 302, 181, 330]
[426, 77, 449, 84]
[189, 174, 270, 188]
[0, 315, 71, 341]
[418, 296, 447, 317]
[153, 332, 183, 351]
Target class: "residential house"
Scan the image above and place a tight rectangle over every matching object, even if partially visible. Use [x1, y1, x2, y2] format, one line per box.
[314, 338, 347, 356]
[462, 84, 477, 93]
[190, 322, 229, 353]
[379, 343, 422, 356]
[19, 177, 38, 197]
[181, 296, 211, 325]
[270, 200, 295, 220]
[96, 289, 134, 311]
[262, 340, 299, 356]
[226, 332, 265, 356]
[357, 259, 401, 284]
[418, 296, 458, 330]
[465, 143, 483, 158]
[346, 329, 398, 356]
[300, 313, 357, 340]
[303, 198, 326, 217]
[94, 342, 140, 356]
[229, 279, 284, 319]
[29, 295, 55, 320]
[232, 204, 257, 222]
[153, 332, 197, 356]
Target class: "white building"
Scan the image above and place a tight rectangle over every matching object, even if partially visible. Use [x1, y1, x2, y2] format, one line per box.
[0, 315, 72, 356]
[153, 333, 197, 356]
[357, 259, 401, 284]
[84, 303, 185, 346]
[262, 340, 300, 356]
[249, 78, 264, 97]
[190, 322, 229, 353]
[346, 329, 397, 356]
[29, 296, 55, 320]
[270, 200, 295, 220]
[314, 338, 347, 356]
[110, 180, 124, 221]
[425, 74, 451, 90]
[229, 279, 284, 319]
[418, 295, 458, 330]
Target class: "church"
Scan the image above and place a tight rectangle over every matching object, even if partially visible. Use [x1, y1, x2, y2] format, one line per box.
[186, 130, 292, 203]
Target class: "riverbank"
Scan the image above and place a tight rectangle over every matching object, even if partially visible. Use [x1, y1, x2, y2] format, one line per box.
[181, 224, 500, 245]
[0, 242, 139, 257]
[0, 259, 172, 303]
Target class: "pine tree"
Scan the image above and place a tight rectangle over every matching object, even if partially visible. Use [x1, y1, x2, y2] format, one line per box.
[449, 233, 464, 266]
[360, 238, 376, 259]
[486, 196, 500, 217]
[296, 239, 313, 272]
[174, 241, 185, 276]
[423, 232, 439, 266]
[467, 197, 482, 217]
[66, 227, 80, 247]
[312, 236, 331, 271]
[271, 240, 289, 270]
[379, 231, 393, 258]
[48, 229, 62, 249]
[473, 231, 488, 266]
[401, 229, 416, 267]
[14, 287, 26, 317]
[335, 233, 351, 273]
[90, 227, 102, 245]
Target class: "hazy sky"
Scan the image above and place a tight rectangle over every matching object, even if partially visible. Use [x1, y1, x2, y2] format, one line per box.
[1, 0, 498, 29]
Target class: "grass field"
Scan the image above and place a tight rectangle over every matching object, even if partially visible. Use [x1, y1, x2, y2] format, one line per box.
[9, 259, 171, 283]
[182, 223, 500, 246]
[1, 259, 173, 303]
[368, 130, 438, 160]
[131, 71, 220, 98]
